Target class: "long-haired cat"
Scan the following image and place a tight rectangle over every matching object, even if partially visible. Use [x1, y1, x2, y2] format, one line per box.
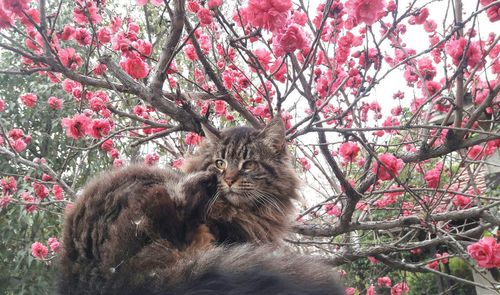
[58, 118, 345, 295]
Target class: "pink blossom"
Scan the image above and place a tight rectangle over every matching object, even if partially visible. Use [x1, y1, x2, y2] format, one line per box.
[467, 145, 483, 159]
[452, 194, 472, 208]
[245, 0, 291, 32]
[2, 0, 31, 15]
[0, 196, 11, 208]
[1, 176, 17, 195]
[424, 167, 441, 188]
[119, 55, 150, 79]
[391, 282, 409, 295]
[73, 0, 102, 24]
[208, 0, 222, 9]
[172, 158, 184, 169]
[378, 276, 392, 288]
[184, 44, 198, 61]
[113, 158, 124, 168]
[93, 63, 107, 76]
[324, 203, 341, 217]
[372, 153, 404, 181]
[144, 152, 160, 165]
[187, 1, 200, 13]
[185, 132, 202, 145]
[345, 0, 386, 26]
[409, 8, 429, 25]
[339, 142, 360, 161]
[10, 138, 27, 152]
[53, 185, 64, 200]
[0, 98, 4, 112]
[214, 100, 227, 116]
[48, 237, 61, 253]
[101, 139, 114, 152]
[31, 242, 48, 260]
[58, 47, 83, 70]
[0, 6, 14, 29]
[197, 8, 213, 25]
[87, 119, 112, 139]
[61, 113, 91, 139]
[47, 96, 63, 110]
[74, 28, 92, 46]
[278, 25, 307, 53]
[367, 284, 376, 295]
[298, 157, 311, 170]
[97, 27, 112, 44]
[345, 288, 358, 295]
[33, 182, 49, 199]
[19, 93, 37, 108]
[467, 237, 499, 268]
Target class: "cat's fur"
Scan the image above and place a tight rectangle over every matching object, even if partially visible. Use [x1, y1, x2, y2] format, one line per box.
[58, 118, 345, 295]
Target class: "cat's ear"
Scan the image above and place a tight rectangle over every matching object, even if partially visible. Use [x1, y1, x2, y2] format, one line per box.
[258, 117, 286, 153]
[201, 123, 220, 143]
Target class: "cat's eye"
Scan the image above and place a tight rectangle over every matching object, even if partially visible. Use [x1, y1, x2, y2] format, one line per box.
[241, 160, 257, 171]
[215, 159, 227, 170]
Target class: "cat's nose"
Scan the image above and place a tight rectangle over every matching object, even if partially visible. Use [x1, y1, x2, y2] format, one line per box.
[224, 176, 236, 187]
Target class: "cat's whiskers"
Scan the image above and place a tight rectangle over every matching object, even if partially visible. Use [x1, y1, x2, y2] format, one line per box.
[206, 191, 221, 219]
[250, 189, 286, 216]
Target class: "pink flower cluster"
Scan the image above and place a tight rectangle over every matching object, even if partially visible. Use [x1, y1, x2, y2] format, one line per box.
[31, 237, 60, 260]
[61, 113, 112, 140]
[339, 142, 360, 162]
[19, 92, 37, 108]
[7, 128, 31, 152]
[467, 237, 500, 268]
[372, 153, 404, 181]
[244, 0, 292, 32]
[345, 0, 386, 26]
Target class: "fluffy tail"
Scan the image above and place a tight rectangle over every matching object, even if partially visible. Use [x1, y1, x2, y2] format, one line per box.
[153, 245, 345, 295]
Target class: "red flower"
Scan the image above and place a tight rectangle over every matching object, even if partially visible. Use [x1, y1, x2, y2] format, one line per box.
[339, 142, 360, 162]
[58, 47, 83, 70]
[101, 139, 114, 152]
[19, 93, 37, 108]
[197, 8, 213, 25]
[345, 0, 386, 26]
[324, 203, 341, 217]
[0, 98, 4, 112]
[424, 168, 441, 188]
[48, 237, 61, 253]
[2, 0, 31, 15]
[208, 0, 222, 9]
[52, 185, 64, 200]
[0, 6, 14, 29]
[47, 96, 63, 110]
[409, 8, 429, 25]
[468, 237, 500, 268]
[378, 276, 392, 288]
[144, 153, 160, 165]
[391, 282, 409, 295]
[119, 55, 150, 79]
[1, 176, 17, 196]
[298, 157, 311, 170]
[10, 138, 27, 152]
[33, 182, 49, 199]
[87, 119, 112, 139]
[97, 27, 111, 44]
[172, 158, 184, 168]
[31, 242, 48, 260]
[187, 1, 200, 13]
[61, 113, 91, 139]
[245, 0, 291, 32]
[185, 132, 202, 145]
[452, 194, 472, 208]
[278, 25, 307, 53]
[372, 153, 404, 181]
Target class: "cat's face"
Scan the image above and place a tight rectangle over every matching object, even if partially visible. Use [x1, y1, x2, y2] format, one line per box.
[183, 118, 299, 209]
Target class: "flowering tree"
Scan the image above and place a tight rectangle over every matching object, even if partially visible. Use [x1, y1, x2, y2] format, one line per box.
[0, 0, 499, 293]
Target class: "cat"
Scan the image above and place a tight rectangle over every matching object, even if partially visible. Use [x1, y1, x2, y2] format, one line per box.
[58, 118, 345, 295]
